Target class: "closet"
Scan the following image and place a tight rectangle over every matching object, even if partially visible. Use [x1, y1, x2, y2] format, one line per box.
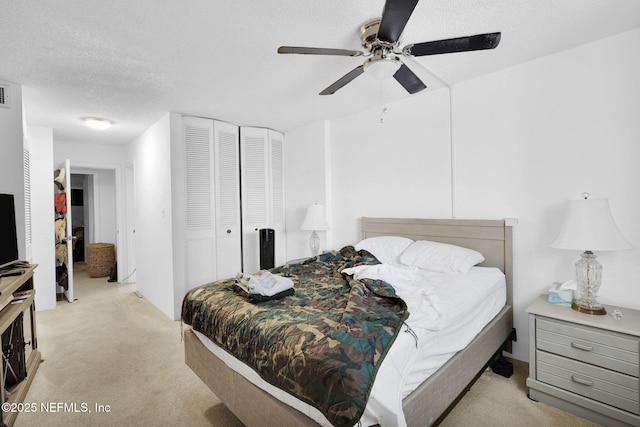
[179, 116, 285, 284]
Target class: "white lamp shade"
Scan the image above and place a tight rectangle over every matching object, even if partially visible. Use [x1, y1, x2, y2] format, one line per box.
[300, 204, 329, 231]
[551, 198, 634, 251]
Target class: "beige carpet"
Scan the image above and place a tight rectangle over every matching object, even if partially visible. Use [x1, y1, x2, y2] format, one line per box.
[439, 359, 596, 427]
[15, 264, 595, 427]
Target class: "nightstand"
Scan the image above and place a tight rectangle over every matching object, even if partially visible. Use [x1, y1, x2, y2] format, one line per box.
[527, 295, 640, 426]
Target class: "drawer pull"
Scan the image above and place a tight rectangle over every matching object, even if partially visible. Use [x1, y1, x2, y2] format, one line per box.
[571, 375, 594, 387]
[570, 342, 593, 351]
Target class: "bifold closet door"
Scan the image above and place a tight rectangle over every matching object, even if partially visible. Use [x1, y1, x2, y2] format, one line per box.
[182, 117, 241, 286]
[268, 130, 286, 268]
[213, 121, 241, 278]
[240, 127, 285, 274]
[183, 117, 217, 286]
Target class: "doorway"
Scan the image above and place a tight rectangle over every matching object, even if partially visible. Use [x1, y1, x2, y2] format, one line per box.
[70, 173, 93, 263]
[69, 168, 118, 277]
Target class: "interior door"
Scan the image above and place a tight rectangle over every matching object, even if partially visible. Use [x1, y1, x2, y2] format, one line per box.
[124, 164, 136, 283]
[214, 121, 242, 278]
[240, 127, 269, 274]
[55, 159, 73, 302]
[183, 117, 217, 286]
[268, 130, 286, 267]
[240, 127, 288, 272]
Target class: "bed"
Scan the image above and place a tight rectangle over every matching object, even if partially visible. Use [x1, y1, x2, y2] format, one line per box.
[182, 217, 514, 426]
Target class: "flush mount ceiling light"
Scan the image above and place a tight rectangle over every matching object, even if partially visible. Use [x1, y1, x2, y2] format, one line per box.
[82, 117, 113, 130]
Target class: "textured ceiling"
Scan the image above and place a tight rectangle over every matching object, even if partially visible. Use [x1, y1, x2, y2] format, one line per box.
[2, 0, 640, 146]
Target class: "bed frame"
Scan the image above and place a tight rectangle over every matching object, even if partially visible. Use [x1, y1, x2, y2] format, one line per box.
[184, 218, 515, 426]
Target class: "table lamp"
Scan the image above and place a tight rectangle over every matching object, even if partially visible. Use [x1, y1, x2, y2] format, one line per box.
[300, 204, 329, 257]
[551, 193, 634, 314]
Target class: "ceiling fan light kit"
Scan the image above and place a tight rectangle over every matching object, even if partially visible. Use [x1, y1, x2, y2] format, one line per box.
[277, 0, 501, 95]
[364, 54, 401, 80]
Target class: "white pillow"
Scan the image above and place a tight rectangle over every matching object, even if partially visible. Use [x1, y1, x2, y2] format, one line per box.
[354, 236, 414, 264]
[399, 240, 484, 273]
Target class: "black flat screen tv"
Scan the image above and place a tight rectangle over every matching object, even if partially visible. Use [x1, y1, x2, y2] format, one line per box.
[0, 194, 20, 269]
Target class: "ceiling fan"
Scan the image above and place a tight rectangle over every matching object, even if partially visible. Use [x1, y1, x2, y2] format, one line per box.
[277, 0, 501, 95]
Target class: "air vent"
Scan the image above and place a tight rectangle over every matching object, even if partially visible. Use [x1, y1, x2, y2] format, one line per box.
[0, 84, 9, 108]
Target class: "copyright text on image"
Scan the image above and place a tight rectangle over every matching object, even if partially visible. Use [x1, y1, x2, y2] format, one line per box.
[2, 402, 111, 413]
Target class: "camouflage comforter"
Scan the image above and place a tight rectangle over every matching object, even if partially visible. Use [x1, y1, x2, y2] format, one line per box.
[181, 246, 409, 427]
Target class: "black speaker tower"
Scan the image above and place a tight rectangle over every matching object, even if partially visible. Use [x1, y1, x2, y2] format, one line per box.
[259, 228, 275, 270]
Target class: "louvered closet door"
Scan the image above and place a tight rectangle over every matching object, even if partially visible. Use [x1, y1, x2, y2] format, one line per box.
[240, 127, 269, 274]
[183, 117, 217, 285]
[268, 130, 286, 267]
[240, 127, 287, 273]
[214, 121, 241, 278]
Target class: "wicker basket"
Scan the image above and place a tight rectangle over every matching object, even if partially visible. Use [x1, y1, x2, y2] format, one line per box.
[86, 243, 115, 278]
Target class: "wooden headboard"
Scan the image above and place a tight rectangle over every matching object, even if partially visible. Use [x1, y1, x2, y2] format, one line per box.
[361, 217, 514, 306]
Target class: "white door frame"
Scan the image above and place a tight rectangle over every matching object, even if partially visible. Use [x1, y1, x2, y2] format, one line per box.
[124, 162, 136, 283]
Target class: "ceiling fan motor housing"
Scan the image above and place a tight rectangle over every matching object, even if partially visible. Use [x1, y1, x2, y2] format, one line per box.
[360, 19, 401, 79]
[360, 20, 397, 51]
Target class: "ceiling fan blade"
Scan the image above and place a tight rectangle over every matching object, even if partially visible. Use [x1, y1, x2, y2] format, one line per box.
[377, 0, 420, 44]
[393, 64, 426, 94]
[319, 65, 365, 95]
[405, 32, 501, 57]
[278, 46, 363, 57]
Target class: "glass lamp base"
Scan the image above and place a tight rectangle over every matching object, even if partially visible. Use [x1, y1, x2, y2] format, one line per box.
[571, 301, 606, 315]
[309, 230, 320, 258]
[572, 250, 606, 315]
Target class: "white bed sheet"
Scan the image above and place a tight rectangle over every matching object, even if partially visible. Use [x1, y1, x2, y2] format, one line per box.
[191, 265, 506, 427]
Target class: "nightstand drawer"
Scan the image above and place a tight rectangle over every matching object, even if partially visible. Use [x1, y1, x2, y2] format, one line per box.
[537, 350, 639, 415]
[537, 317, 639, 377]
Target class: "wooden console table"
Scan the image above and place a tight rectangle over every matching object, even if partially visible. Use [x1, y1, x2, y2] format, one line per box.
[0, 265, 40, 427]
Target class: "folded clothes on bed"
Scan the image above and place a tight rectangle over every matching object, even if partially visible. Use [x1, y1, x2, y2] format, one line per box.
[247, 287, 295, 303]
[234, 270, 294, 297]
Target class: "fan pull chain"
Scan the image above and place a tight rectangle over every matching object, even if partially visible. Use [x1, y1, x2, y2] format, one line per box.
[380, 108, 388, 124]
[379, 81, 387, 124]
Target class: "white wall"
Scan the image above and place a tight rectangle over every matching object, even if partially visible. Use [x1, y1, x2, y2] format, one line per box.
[26, 126, 56, 311]
[168, 112, 189, 321]
[329, 88, 453, 248]
[0, 82, 26, 259]
[284, 120, 332, 259]
[454, 28, 640, 361]
[125, 113, 176, 319]
[283, 29, 640, 363]
[55, 140, 126, 166]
